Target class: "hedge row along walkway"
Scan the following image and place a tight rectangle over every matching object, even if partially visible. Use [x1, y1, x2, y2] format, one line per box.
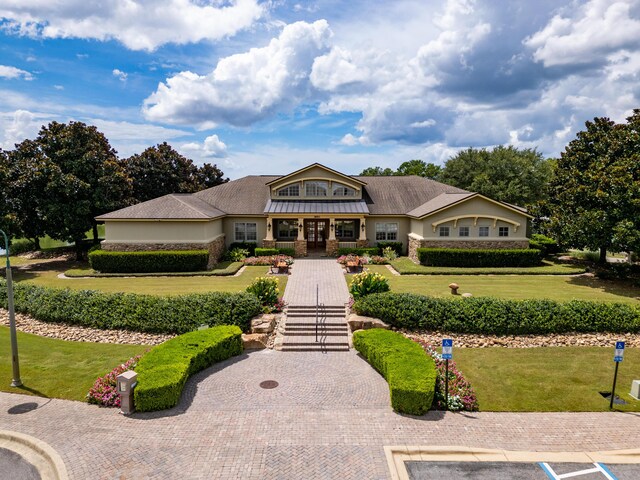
[3, 350, 640, 479]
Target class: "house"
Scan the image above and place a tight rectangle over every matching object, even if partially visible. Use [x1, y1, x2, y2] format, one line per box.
[97, 163, 531, 266]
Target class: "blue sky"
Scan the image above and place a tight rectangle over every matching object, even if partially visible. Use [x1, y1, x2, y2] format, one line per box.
[0, 0, 639, 178]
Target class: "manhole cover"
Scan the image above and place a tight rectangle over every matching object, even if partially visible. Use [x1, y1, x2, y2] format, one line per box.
[260, 380, 279, 389]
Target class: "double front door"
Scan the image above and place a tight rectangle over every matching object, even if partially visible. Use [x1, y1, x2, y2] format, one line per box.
[305, 220, 328, 250]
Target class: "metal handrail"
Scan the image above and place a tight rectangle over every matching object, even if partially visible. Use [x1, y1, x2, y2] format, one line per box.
[315, 284, 318, 343]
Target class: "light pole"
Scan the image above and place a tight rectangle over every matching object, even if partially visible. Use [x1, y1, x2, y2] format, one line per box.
[1, 230, 22, 387]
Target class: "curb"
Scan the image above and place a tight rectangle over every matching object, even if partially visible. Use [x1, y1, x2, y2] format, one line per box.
[384, 446, 640, 480]
[0, 430, 69, 480]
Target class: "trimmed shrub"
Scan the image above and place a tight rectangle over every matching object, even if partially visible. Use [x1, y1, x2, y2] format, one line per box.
[349, 271, 390, 299]
[89, 250, 208, 273]
[229, 242, 257, 256]
[9, 239, 36, 255]
[0, 279, 262, 334]
[276, 247, 296, 257]
[529, 234, 560, 256]
[337, 247, 379, 256]
[134, 326, 242, 412]
[353, 292, 640, 335]
[417, 248, 542, 267]
[353, 329, 436, 415]
[255, 248, 278, 256]
[377, 242, 403, 256]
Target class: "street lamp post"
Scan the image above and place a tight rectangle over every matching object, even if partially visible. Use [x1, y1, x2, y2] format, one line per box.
[1, 230, 22, 387]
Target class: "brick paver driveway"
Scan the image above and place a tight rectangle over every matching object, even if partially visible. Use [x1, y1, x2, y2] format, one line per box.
[2, 349, 640, 479]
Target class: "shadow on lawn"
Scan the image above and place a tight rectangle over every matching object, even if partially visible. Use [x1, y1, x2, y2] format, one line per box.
[566, 276, 640, 302]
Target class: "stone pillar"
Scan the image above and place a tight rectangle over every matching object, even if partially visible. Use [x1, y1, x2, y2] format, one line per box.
[407, 234, 425, 262]
[326, 239, 339, 256]
[294, 240, 307, 257]
[263, 239, 276, 249]
[206, 234, 226, 268]
[265, 217, 274, 241]
[356, 240, 369, 248]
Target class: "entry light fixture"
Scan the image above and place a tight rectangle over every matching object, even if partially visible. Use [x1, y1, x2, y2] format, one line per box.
[330, 223, 335, 231]
[267, 222, 271, 231]
[361, 222, 366, 231]
[298, 223, 304, 230]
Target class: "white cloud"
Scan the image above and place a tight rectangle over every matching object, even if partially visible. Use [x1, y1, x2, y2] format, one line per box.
[0, 65, 33, 80]
[0, 109, 53, 149]
[53, 84, 64, 90]
[144, 20, 332, 126]
[112, 68, 127, 82]
[525, 0, 640, 67]
[181, 134, 228, 158]
[310, 47, 371, 91]
[0, 0, 264, 51]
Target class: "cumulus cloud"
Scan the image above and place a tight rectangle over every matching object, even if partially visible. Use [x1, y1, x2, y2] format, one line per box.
[144, 20, 332, 126]
[0, 65, 33, 80]
[525, 0, 640, 67]
[0, 0, 264, 51]
[112, 68, 127, 82]
[181, 134, 228, 158]
[0, 109, 51, 149]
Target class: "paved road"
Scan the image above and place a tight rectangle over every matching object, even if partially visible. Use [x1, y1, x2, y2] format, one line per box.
[0, 447, 41, 480]
[3, 350, 640, 479]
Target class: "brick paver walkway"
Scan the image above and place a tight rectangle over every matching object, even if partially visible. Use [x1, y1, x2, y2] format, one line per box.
[2, 350, 640, 479]
[282, 259, 349, 306]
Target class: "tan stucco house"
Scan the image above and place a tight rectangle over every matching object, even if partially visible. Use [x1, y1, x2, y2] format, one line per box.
[97, 163, 532, 265]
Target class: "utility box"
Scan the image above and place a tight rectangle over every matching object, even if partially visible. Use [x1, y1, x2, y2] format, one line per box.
[631, 380, 640, 400]
[117, 370, 138, 415]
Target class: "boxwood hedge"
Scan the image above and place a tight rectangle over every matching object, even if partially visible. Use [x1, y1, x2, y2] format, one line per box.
[337, 247, 380, 256]
[353, 329, 436, 415]
[254, 247, 296, 257]
[89, 250, 209, 273]
[417, 248, 542, 267]
[0, 280, 261, 334]
[134, 325, 242, 412]
[353, 292, 640, 335]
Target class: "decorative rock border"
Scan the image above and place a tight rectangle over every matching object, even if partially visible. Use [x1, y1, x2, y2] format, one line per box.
[0, 430, 69, 480]
[0, 309, 172, 345]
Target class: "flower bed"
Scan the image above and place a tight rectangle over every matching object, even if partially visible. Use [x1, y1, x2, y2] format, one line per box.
[87, 355, 142, 407]
[243, 255, 294, 266]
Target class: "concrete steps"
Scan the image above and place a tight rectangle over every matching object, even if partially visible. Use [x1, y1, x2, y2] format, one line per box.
[280, 305, 349, 352]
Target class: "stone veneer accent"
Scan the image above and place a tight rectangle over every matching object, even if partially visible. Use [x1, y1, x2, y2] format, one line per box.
[356, 240, 369, 248]
[294, 240, 307, 257]
[101, 234, 226, 269]
[407, 236, 529, 262]
[262, 240, 276, 249]
[326, 239, 339, 256]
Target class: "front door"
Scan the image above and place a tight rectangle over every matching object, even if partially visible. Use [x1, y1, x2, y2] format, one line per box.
[306, 220, 328, 251]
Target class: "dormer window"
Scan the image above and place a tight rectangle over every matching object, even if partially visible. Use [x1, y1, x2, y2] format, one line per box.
[305, 181, 328, 197]
[332, 183, 356, 197]
[276, 184, 300, 197]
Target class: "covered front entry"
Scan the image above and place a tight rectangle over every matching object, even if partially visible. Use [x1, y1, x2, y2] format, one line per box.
[305, 219, 328, 251]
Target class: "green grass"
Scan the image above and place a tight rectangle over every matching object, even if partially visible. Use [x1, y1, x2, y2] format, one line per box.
[14, 262, 287, 295]
[360, 265, 639, 304]
[453, 347, 640, 411]
[390, 257, 586, 275]
[0, 326, 147, 401]
[65, 261, 244, 277]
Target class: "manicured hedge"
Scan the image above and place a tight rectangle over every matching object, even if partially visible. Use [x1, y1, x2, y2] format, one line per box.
[417, 248, 542, 267]
[89, 250, 208, 273]
[354, 292, 640, 335]
[377, 242, 403, 256]
[353, 329, 436, 415]
[229, 242, 257, 256]
[0, 280, 262, 334]
[337, 247, 380, 256]
[529, 234, 560, 257]
[134, 325, 242, 412]
[255, 247, 296, 257]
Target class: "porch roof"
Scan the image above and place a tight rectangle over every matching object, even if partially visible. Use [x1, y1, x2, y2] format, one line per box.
[265, 200, 369, 215]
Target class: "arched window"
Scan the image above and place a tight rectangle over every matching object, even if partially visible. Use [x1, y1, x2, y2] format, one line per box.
[332, 183, 356, 196]
[276, 184, 300, 197]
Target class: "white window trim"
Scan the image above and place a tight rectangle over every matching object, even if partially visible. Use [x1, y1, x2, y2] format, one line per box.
[438, 226, 450, 237]
[375, 222, 399, 241]
[459, 226, 470, 237]
[234, 222, 257, 242]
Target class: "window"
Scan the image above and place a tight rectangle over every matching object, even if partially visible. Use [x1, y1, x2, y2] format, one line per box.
[459, 226, 470, 237]
[376, 222, 398, 241]
[235, 222, 257, 242]
[438, 226, 450, 237]
[276, 184, 299, 197]
[277, 220, 298, 239]
[332, 183, 356, 197]
[499, 226, 509, 237]
[305, 181, 328, 197]
[335, 220, 355, 239]
[479, 226, 489, 237]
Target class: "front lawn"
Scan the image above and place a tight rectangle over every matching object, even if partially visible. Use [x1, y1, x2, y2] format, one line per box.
[390, 257, 586, 275]
[362, 265, 639, 304]
[453, 347, 640, 411]
[0, 326, 147, 401]
[13, 262, 287, 295]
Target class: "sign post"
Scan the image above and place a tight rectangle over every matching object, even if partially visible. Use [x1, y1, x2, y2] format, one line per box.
[610, 341, 625, 409]
[442, 339, 453, 411]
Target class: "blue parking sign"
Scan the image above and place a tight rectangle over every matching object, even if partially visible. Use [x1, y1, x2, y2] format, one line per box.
[614, 341, 625, 362]
[442, 338, 453, 360]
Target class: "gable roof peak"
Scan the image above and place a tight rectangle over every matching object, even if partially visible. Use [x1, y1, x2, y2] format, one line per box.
[265, 163, 367, 186]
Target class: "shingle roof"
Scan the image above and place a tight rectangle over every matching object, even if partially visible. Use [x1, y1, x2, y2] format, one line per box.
[406, 192, 475, 218]
[194, 176, 278, 215]
[96, 194, 225, 220]
[265, 200, 369, 214]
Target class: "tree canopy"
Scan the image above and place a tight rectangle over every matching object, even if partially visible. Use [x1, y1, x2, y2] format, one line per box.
[439, 146, 552, 206]
[123, 142, 227, 203]
[359, 160, 441, 179]
[545, 110, 640, 262]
